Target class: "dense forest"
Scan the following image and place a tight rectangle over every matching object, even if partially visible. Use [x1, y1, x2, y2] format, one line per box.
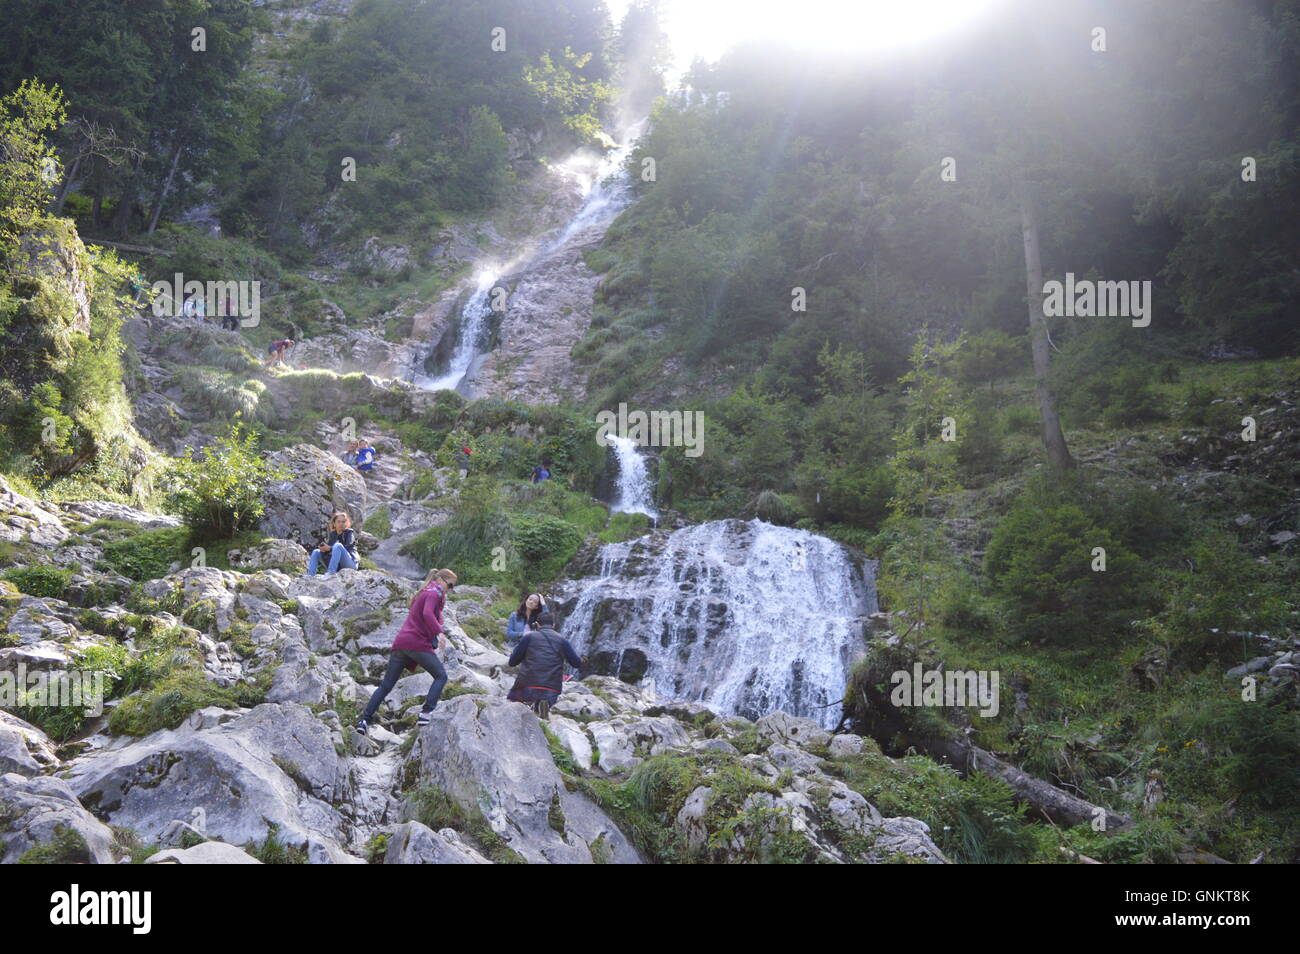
[0, 0, 1295, 870]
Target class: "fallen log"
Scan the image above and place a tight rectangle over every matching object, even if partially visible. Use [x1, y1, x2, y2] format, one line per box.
[928, 732, 1134, 831]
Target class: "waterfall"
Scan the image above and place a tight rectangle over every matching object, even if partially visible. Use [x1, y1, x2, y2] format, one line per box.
[417, 119, 646, 393]
[608, 435, 657, 518]
[419, 268, 500, 392]
[556, 519, 876, 727]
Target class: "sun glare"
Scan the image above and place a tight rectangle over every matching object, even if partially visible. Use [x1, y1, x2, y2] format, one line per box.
[608, 0, 1001, 72]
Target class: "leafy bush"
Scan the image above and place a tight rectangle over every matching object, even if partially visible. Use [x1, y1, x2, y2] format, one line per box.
[2, 563, 71, 597]
[510, 513, 583, 578]
[166, 422, 283, 540]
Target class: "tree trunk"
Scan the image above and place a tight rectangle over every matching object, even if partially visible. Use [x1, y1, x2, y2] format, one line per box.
[1019, 182, 1074, 471]
[147, 135, 185, 234]
[929, 732, 1132, 831]
[53, 154, 82, 214]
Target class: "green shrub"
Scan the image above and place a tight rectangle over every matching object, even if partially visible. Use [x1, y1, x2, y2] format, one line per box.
[984, 482, 1153, 647]
[166, 422, 284, 540]
[2, 563, 71, 597]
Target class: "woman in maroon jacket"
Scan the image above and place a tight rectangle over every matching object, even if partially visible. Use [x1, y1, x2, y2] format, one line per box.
[356, 568, 457, 735]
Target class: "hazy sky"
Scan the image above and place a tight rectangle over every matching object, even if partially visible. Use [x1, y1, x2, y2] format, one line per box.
[603, 0, 1004, 77]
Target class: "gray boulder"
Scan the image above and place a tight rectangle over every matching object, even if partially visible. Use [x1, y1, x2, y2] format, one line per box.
[259, 444, 369, 545]
[383, 822, 490, 864]
[407, 695, 640, 864]
[0, 772, 118, 864]
[146, 842, 262, 864]
[66, 703, 360, 863]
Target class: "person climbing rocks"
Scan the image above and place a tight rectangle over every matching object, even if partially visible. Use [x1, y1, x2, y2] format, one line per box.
[530, 458, 552, 484]
[341, 439, 359, 467]
[506, 611, 581, 720]
[356, 568, 457, 735]
[454, 444, 472, 479]
[505, 592, 546, 647]
[222, 293, 238, 331]
[305, 511, 359, 576]
[354, 438, 377, 473]
[266, 338, 294, 367]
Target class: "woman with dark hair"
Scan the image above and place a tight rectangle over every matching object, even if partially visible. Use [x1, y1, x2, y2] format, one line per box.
[356, 567, 457, 735]
[505, 592, 545, 647]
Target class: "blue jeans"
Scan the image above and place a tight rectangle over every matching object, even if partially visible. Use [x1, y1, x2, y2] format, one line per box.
[361, 650, 447, 720]
[307, 542, 357, 575]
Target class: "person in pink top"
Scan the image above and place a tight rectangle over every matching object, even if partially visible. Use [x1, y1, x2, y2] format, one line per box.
[356, 567, 457, 735]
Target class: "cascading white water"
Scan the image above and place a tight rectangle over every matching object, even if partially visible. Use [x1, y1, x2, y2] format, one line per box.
[558, 520, 876, 727]
[417, 120, 646, 393]
[608, 435, 657, 518]
[419, 268, 500, 392]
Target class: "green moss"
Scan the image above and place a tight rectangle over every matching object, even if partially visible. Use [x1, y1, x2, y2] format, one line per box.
[548, 791, 567, 833]
[107, 668, 269, 737]
[366, 506, 392, 540]
[97, 526, 189, 581]
[17, 825, 91, 864]
[402, 783, 525, 864]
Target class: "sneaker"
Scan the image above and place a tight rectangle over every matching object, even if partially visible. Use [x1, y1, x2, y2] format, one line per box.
[417, 711, 432, 727]
[355, 719, 368, 736]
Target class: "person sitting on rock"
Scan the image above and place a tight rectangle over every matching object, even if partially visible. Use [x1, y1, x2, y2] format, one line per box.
[306, 511, 359, 576]
[341, 439, 359, 467]
[506, 611, 581, 721]
[505, 592, 545, 647]
[357, 568, 456, 735]
[354, 439, 377, 473]
[530, 459, 552, 484]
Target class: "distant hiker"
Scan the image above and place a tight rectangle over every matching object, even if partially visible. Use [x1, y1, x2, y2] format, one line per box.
[305, 511, 358, 576]
[341, 439, 359, 467]
[505, 592, 546, 646]
[530, 458, 552, 484]
[222, 293, 238, 330]
[356, 568, 457, 735]
[266, 338, 294, 367]
[454, 445, 472, 479]
[130, 273, 147, 306]
[354, 439, 377, 472]
[195, 296, 206, 322]
[507, 611, 581, 720]
[181, 293, 196, 319]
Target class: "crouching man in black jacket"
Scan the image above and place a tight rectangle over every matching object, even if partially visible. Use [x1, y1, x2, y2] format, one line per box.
[506, 611, 581, 719]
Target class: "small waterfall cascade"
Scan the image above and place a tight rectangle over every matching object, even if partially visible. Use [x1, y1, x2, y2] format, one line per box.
[556, 519, 876, 727]
[419, 119, 646, 392]
[419, 268, 500, 392]
[607, 435, 658, 518]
